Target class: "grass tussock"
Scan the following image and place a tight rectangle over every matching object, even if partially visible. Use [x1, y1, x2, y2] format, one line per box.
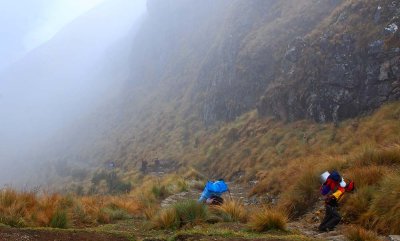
[345, 225, 380, 241]
[152, 200, 208, 229]
[248, 208, 288, 232]
[346, 166, 386, 188]
[278, 167, 320, 218]
[50, 210, 68, 229]
[360, 174, 400, 234]
[211, 199, 247, 222]
[355, 145, 400, 167]
[151, 207, 179, 229]
[341, 186, 375, 221]
[174, 200, 208, 226]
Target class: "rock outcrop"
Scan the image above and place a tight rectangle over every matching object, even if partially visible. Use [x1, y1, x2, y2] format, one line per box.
[257, 0, 400, 122]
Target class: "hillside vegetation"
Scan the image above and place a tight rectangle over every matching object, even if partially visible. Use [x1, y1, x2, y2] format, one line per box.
[34, 102, 400, 235]
[37, 0, 400, 178]
[9, 0, 400, 238]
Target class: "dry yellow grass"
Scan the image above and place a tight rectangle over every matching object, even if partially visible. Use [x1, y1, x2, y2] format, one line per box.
[248, 208, 288, 232]
[345, 225, 380, 241]
[151, 207, 178, 229]
[0, 189, 141, 228]
[212, 199, 247, 222]
[360, 174, 400, 234]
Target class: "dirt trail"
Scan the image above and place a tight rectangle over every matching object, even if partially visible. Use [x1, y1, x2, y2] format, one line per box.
[0, 228, 130, 241]
[171, 234, 282, 241]
[287, 203, 347, 241]
[160, 180, 350, 241]
[161, 182, 270, 207]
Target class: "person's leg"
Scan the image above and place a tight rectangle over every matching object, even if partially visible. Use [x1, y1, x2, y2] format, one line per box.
[319, 205, 333, 231]
[323, 206, 341, 230]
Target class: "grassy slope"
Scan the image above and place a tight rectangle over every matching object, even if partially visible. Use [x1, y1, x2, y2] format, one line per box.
[2, 103, 400, 236]
[21, 0, 400, 235]
[117, 102, 400, 234]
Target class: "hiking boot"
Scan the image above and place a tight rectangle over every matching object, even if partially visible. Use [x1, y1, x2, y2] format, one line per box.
[318, 227, 331, 233]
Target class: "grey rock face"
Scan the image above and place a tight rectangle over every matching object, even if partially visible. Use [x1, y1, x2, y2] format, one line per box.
[258, 32, 400, 123]
[257, 1, 400, 123]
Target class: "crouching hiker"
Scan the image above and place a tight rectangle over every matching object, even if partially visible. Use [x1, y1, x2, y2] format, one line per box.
[198, 179, 229, 205]
[319, 171, 354, 232]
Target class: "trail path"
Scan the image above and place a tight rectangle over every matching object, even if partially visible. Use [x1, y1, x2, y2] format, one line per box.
[160, 180, 350, 241]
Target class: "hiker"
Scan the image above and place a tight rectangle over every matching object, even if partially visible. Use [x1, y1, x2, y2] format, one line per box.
[140, 159, 148, 174]
[154, 157, 160, 172]
[198, 179, 229, 205]
[318, 171, 354, 232]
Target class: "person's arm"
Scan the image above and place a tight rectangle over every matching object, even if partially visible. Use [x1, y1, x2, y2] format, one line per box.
[198, 188, 209, 203]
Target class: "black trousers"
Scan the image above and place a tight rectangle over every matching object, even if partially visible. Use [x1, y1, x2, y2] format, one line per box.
[319, 205, 341, 231]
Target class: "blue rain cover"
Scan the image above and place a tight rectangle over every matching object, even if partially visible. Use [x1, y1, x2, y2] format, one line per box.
[205, 180, 228, 193]
[198, 180, 229, 202]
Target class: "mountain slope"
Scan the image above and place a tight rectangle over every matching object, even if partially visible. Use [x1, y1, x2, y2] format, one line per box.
[31, 0, 400, 181]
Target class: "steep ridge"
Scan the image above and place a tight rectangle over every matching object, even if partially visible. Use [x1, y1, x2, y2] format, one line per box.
[29, 0, 400, 185]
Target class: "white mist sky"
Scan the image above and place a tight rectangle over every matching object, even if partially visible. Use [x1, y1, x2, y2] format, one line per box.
[0, 0, 106, 70]
[24, 0, 107, 49]
[0, 0, 147, 185]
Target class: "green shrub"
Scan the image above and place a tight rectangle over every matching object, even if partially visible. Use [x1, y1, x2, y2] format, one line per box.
[102, 207, 130, 221]
[151, 185, 170, 200]
[50, 210, 68, 229]
[152, 200, 208, 229]
[173, 200, 208, 226]
[0, 215, 26, 228]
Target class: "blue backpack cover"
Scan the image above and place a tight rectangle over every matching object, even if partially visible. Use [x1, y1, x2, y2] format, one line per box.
[198, 180, 229, 202]
[205, 180, 229, 193]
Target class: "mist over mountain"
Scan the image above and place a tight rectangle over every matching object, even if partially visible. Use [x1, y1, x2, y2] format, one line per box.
[1, 0, 399, 188]
[0, 0, 146, 185]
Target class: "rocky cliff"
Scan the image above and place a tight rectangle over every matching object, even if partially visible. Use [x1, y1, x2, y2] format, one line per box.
[127, 0, 400, 125]
[258, 0, 400, 123]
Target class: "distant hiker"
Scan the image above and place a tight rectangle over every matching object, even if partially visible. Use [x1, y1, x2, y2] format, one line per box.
[319, 171, 355, 232]
[140, 159, 148, 174]
[198, 179, 229, 205]
[108, 161, 115, 169]
[154, 157, 160, 171]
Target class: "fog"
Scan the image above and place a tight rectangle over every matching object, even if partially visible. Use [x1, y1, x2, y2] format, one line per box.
[0, 0, 147, 185]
